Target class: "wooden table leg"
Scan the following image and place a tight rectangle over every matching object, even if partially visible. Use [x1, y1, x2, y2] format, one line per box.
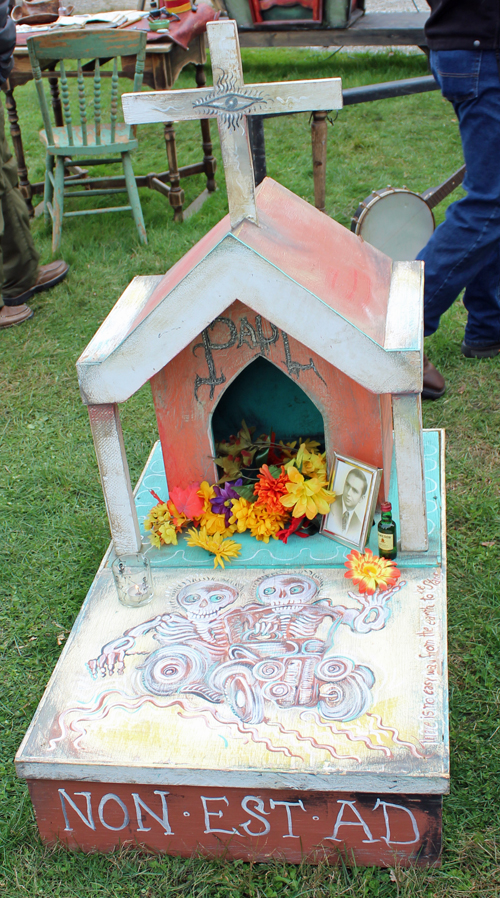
[164, 121, 185, 223]
[311, 110, 327, 213]
[3, 81, 34, 218]
[195, 64, 216, 193]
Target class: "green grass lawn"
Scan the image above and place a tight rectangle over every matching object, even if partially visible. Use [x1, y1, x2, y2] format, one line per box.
[1, 47, 500, 897]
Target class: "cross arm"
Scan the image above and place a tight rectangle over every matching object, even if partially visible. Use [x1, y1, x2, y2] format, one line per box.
[121, 78, 342, 126]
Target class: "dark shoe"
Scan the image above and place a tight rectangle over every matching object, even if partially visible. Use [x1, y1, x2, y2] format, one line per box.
[422, 353, 446, 400]
[0, 303, 33, 328]
[33, 260, 69, 294]
[461, 340, 500, 359]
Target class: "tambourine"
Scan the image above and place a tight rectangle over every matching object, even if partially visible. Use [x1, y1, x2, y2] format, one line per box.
[351, 166, 465, 262]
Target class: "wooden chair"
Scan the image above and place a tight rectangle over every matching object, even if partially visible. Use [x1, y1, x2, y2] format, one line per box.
[27, 30, 148, 251]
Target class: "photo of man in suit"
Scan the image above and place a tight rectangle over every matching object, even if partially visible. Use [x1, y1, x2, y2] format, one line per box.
[327, 466, 369, 544]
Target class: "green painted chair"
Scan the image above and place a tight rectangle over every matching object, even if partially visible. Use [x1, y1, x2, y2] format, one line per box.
[27, 30, 148, 251]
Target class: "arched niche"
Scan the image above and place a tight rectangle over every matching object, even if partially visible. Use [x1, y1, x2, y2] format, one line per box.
[211, 356, 325, 448]
[150, 300, 392, 496]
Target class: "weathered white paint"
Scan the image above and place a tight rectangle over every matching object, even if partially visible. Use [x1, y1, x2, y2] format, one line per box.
[77, 238, 422, 406]
[121, 80, 344, 125]
[79, 276, 164, 371]
[121, 19, 342, 228]
[207, 19, 257, 227]
[15, 759, 449, 794]
[384, 261, 424, 352]
[88, 404, 142, 555]
[392, 394, 428, 552]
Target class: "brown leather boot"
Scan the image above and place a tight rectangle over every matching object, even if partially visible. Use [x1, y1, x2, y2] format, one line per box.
[0, 303, 33, 329]
[33, 260, 69, 294]
[423, 354, 445, 400]
[2, 261, 69, 308]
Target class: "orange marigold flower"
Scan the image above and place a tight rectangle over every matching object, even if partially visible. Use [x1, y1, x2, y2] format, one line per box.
[254, 465, 290, 514]
[344, 548, 401, 595]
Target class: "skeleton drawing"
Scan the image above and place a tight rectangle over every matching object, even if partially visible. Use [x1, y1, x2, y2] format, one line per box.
[88, 573, 403, 725]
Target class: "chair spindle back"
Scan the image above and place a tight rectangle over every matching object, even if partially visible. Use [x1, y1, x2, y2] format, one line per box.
[27, 30, 147, 150]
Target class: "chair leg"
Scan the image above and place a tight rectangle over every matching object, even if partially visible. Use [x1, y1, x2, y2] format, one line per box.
[52, 156, 65, 254]
[122, 152, 147, 245]
[44, 153, 54, 222]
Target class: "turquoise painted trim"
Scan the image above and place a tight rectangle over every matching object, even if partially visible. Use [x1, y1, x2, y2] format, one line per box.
[126, 431, 442, 571]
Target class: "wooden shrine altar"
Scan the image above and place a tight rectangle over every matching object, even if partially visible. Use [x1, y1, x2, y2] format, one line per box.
[16, 20, 448, 867]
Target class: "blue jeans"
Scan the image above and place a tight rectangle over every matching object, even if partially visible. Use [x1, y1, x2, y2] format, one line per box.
[416, 50, 500, 347]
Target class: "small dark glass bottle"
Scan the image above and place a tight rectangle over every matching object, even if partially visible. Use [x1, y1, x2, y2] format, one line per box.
[378, 501, 397, 559]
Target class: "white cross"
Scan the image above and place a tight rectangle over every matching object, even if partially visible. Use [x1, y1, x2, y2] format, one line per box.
[122, 19, 342, 228]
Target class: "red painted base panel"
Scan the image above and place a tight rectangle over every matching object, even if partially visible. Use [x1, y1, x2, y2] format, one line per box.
[28, 780, 442, 866]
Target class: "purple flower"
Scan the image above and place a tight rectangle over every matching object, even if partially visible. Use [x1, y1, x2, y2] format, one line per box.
[210, 480, 243, 524]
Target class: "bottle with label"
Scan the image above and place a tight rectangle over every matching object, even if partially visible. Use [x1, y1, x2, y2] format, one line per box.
[378, 501, 397, 559]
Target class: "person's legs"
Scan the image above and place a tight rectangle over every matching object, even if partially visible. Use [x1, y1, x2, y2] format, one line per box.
[417, 50, 500, 346]
[0, 100, 39, 306]
[461, 243, 500, 353]
[0, 99, 69, 328]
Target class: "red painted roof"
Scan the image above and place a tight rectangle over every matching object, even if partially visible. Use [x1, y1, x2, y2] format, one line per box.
[237, 180, 392, 345]
[127, 178, 392, 345]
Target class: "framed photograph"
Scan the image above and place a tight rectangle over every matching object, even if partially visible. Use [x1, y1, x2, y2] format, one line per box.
[320, 453, 382, 551]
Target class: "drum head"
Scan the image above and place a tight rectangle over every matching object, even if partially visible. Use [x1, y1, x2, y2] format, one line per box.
[354, 189, 435, 261]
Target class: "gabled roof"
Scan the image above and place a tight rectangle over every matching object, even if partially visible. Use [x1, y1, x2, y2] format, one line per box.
[77, 178, 423, 404]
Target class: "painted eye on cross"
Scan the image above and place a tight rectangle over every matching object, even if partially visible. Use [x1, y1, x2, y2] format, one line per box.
[209, 594, 225, 603]
[290, 585, 305, 595]
[194, 91, 262, 117]
[183, 594, 200, 603]
[263, 587, 276, 596]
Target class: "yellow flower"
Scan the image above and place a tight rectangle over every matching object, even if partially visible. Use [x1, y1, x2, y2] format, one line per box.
[280, 464, 335, 519]
[144, 502, 170, 530]
[248, 504, 287, 542]
[144, 502, 179, 547]
[284, 443, 327, 479]
[158, 522, 178, 546]
[229, 496, 254, 533]
[197, 481, 215, 512]
[229, 497, 286, 541]
[198, 506, 236, 537]
[344, 548, 400, 595]
[186, 526, 241, 569]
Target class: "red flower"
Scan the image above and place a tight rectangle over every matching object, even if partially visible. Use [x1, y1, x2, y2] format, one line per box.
[254, 465, 290, 514]
[168, 484, 204, 520]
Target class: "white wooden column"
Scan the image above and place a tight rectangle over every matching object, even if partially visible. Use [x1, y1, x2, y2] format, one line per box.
[87, 404, 142, 555]
[392, 393, 428, 552]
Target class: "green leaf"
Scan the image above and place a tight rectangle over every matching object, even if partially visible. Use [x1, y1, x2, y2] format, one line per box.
[254, 443, 270, 468]
[233, 484, 257, 502]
